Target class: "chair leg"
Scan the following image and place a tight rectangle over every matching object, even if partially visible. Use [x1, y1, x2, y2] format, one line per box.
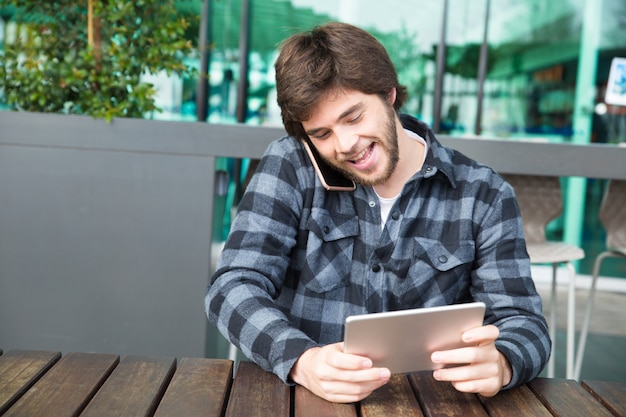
[547, 263, 557, 378]
[228, 343, 239, 362]
[573, 251, 612, 380]
[564, 261, 576, 379]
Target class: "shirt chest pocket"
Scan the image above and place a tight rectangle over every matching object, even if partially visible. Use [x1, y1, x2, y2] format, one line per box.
[301, 210, 359, 293]
[417, 238, 475, 271]
[397, 238, 475, 307]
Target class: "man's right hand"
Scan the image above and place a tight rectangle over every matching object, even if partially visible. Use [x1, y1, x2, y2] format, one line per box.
[289, 342, 391, 403]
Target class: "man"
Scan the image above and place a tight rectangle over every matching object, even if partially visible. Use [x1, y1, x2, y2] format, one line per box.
[206, 22, 550, 403]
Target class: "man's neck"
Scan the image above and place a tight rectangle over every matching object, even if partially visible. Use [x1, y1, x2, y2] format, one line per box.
[374, 122, 425, 198]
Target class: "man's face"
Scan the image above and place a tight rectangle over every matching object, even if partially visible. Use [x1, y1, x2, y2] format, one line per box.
[302, 89, 399, 187]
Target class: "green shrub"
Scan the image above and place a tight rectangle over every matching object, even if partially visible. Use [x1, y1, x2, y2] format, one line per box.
[0, 0, 197, 120]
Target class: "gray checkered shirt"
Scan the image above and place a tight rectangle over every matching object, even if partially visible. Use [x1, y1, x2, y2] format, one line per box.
[206, 115, 551, 389]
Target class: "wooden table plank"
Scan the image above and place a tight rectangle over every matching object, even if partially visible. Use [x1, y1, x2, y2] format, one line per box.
[582, 380, 626, 417]
[153, 358, 234, 417]
[479, 384, 553, 417]
[293, 385, 357, 417]
[361, 374, 424, 417]
[224, 361, 290, 417]
[79, 355, 176, 417]
[2, 352, 119, 417]
[528, 378, 614, 417]
[408, 371, 489, 417]
[0, 350, 61, 415]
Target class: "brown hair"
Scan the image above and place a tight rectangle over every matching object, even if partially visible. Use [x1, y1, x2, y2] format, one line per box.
[275, 22, 408, 140]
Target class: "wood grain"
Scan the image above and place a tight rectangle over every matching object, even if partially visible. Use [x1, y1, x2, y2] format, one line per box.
[294, 385, 357, 417]
[529, 378, 614, 417]
[224, 361, 290, 417]
[79, 355, 176, 417]
[582, 379, 626, 417]
[153, 358, 234, 417]
[361, 374, 425, 417]
[2, 352, 119, 417]
[479, 384, 553, 417]
[0, 350, 61, 414]
[408, 371, 488, 417]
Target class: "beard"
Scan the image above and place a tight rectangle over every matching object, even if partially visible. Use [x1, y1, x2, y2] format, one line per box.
[324, 103, 400, 187]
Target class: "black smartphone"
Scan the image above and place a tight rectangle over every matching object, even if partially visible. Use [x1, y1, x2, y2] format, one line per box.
[302, 140, 356, 191]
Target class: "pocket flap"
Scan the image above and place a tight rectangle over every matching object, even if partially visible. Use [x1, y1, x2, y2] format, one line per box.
[414, 238, 475, 272]
[307, 209, 358, 242]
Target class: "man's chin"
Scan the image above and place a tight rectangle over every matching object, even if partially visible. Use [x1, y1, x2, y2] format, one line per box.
[347, 171, 389, 187]
[333, 162, 390, 187]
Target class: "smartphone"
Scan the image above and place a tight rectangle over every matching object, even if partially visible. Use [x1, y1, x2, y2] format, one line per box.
[302, 140, 356, 191]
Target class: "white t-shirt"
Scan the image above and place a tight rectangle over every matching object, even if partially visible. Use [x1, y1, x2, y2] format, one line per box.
[376, 129, 428, 228]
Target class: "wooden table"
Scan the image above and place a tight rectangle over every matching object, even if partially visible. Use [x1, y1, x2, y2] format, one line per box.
[0, 350, 624, 417]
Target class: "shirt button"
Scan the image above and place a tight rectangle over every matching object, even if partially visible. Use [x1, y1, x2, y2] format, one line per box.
[425, 167, 432, 173]
[391, 212, 400, 220]
[438, 255, 448, 263]
[368, 200, 376, 207]
[372, 264, 381, 273]
[323, 226, 330, 234]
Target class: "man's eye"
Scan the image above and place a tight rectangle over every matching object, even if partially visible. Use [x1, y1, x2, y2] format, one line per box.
[348, 114, 363, 124]
[312, 131, 330, 140]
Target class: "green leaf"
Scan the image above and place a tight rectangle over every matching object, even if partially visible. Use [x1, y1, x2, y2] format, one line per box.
[0, 0, 195, 120]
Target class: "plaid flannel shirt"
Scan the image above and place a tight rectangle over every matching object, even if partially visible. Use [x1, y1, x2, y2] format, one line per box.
[206, 115, 551, 389]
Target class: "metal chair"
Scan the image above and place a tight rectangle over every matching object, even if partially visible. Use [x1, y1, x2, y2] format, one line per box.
[574, 179, 626, 380]
[503, 174, 585, 379]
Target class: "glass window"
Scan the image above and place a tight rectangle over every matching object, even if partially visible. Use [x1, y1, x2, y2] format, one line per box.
[1, 1, 624, 277]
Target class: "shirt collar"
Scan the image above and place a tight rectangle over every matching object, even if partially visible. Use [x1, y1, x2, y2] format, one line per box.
[399, 114, 458, 189]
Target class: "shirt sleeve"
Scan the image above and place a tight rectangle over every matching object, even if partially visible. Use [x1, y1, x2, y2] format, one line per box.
[470, 178, 552, 388]
[205, 139, 318, 383]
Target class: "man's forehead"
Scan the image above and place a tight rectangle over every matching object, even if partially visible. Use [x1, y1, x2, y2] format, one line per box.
[303, 89, 370, 125]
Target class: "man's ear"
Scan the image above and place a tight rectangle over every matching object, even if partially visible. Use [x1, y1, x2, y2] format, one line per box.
[387, 87, 397, 105]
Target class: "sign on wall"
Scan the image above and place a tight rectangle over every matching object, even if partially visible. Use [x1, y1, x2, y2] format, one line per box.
[605, 57, 626, 106]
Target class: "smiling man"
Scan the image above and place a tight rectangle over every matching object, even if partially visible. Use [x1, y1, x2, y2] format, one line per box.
[206, 22, 551, 403]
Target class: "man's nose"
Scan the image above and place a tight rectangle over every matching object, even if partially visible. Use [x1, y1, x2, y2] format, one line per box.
[334, 126, 359, 155]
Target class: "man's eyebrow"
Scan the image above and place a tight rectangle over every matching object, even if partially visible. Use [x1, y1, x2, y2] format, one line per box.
[305, 103, 364, 137]
[338, 102, 363, 120]
[305, 127, 326, 137]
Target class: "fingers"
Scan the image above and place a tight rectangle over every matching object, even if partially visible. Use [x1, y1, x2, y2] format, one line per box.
[431, 325, 500, 366]
[462, 324, 500, 345]
[326, 343, 374, 372]
[430, 325, 511, 397]
[452, 377, 502, 397]
[431, 343, 500, 367]
[290, 342, 391, 403]
[434, 365, 504, 397]
[309, 366, 391, 402]
[311, 372, 390, 403]
[431, 357, 503, 397]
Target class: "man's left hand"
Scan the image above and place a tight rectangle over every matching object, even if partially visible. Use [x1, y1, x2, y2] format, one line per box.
[430, 324, 512, 397]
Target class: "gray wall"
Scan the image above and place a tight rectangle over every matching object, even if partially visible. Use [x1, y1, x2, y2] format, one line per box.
[0, 112, 278, 358]
[0, 145, 212, 356]
[1, 111, 625, 359]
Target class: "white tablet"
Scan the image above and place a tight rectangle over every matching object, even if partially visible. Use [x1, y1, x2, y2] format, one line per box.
[343, 302, 486, 374]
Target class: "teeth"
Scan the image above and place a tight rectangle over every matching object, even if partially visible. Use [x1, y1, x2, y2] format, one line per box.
[352, 145, 370, 163]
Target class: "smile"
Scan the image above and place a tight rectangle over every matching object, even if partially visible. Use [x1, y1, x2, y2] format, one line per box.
[349, 143, 374, 165]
